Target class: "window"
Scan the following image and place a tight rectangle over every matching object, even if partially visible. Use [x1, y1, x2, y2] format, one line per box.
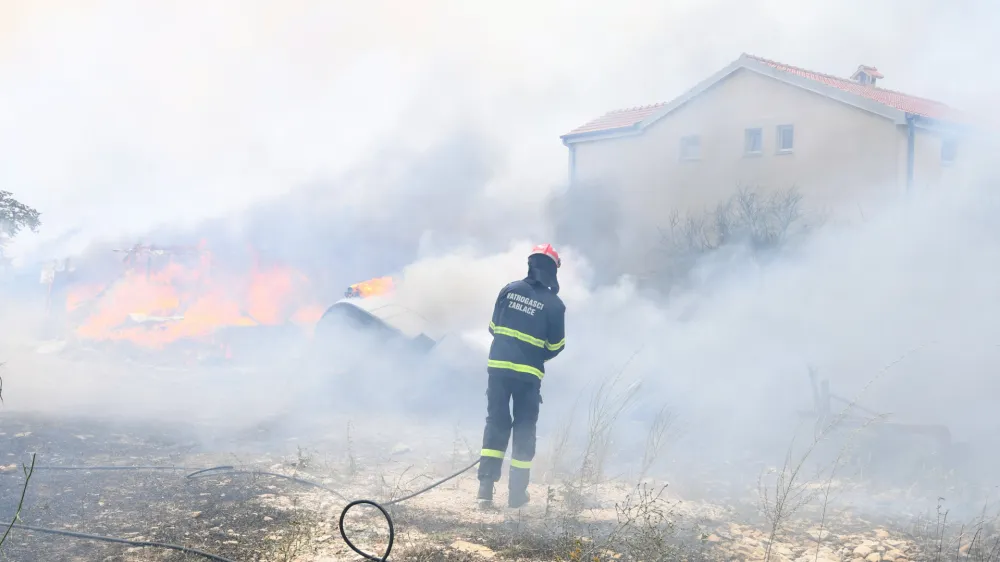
[744, 127, 763, 155]
[776, 124, 794, 153]
[941, 139, 958, 166]
[679, 135, 701, 160]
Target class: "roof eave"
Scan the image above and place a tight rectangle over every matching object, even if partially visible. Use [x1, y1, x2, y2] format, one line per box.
[561, 124, 644, 145]
[631, 56, 749, 130]
[746, 60, 908, 124]
[563, 53, 968, 145]
[908, 113, 976, 135]
[634, 54, 909, 131]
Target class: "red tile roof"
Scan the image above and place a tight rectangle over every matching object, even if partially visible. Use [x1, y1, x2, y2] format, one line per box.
[744, 54, 965, 122]
[563, 54, 968, 139]
[564, 102, 669, 136]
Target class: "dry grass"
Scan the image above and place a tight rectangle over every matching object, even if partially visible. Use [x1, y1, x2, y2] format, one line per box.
[267, 498, 319, 562]
[579, 366, 642, 485]
[637, 404, 677, 484]
[347, 420, 359, 478]
[0, 360, 33, 554]
[398, 544, 477, 562]
[544, 395, 579, 484]
[908, 500, 1000, 562]
[0, 453, 34, 551]
[756, 348, 928, 561]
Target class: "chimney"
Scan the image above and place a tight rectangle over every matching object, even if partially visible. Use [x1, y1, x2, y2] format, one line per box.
[851, 65, 884, 86]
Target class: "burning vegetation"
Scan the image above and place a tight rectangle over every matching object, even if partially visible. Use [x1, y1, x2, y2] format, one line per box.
[62, 242, 328, 354]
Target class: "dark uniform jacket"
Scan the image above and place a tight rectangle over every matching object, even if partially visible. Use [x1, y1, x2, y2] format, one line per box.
[487, 276, 566, 382]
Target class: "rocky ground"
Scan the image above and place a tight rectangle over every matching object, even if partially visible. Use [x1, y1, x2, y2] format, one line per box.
[3, 410, 988, 562]
[0, 340, 997, 562]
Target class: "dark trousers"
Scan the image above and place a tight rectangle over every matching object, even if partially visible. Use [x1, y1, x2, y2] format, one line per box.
[478, 372, 541, 493]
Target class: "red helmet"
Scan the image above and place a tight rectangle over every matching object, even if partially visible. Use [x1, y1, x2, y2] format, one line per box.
[529, 243, 561, 268]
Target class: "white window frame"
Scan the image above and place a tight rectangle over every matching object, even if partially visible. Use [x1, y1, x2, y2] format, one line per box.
[776, 124, 794, 153]
[679, 135, 701, 161]
[744, 127, 763, 156]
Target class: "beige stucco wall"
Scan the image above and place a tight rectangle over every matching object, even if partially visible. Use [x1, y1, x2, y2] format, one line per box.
[571, 69, 941, 231]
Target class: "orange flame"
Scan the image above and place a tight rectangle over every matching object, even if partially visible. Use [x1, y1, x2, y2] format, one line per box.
[345, 276, 395, 299]
[65, 243, 327, 350]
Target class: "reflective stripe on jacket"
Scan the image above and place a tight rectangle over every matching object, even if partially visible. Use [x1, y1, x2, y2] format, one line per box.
[487, 277, 566, 381]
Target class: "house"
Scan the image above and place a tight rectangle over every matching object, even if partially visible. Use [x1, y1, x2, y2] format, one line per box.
[560, 53, 977, 227]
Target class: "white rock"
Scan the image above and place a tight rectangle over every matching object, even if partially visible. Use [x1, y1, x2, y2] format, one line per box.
[808, 528, 832, 541]
[854, 545, 873, 557]
[450, 540, 495, 559]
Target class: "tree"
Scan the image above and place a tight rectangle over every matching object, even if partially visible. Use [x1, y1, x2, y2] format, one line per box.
[0, 191, 42, 261]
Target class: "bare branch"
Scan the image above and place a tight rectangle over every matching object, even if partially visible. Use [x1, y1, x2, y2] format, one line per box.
[638, 404, 677, 483]
[580, 350, 644, 484]
[757, 345, 929, 561]
[0, 453, 36, 550]
[649, 186, 807, 291]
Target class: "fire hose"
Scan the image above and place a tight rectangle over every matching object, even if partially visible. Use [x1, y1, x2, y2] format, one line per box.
[4, 459, 481, 562]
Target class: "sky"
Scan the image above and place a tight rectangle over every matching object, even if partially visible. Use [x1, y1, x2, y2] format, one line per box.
[2, 0, 1000, 516]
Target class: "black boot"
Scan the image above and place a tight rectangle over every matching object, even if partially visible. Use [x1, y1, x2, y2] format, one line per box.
[477, 480, 495, 508]
[508, 488, 530, 509]
[508, 466, 531, 508]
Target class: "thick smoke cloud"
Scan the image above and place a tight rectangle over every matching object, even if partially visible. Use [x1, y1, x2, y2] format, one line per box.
[6, 0, 1000, 260]
[158, 129, 520, 292]
[2, 0, 1000, 522]
[382, 178, 1000, 514]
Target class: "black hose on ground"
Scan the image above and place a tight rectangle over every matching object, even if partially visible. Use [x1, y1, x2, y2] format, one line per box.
[3, 459, 481, 562]
[185, 465, 349, 500]
[32, 465, 203, 471]
[9, 524, 239, 562]
[184, 460, 481, 561]
[339, 499, 396, 562]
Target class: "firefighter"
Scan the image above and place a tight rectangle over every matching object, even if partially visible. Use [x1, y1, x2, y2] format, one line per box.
[477, 243, 566, 509]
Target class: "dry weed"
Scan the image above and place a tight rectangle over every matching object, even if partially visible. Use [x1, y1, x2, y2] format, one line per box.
[0, 453, 35, 551]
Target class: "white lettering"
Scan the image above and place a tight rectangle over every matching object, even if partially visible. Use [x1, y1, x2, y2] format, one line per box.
[505, 292, 544, 311]
[507, 300, 536, 315]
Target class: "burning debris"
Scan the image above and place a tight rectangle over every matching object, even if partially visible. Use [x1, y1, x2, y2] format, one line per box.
[343, 276, 395, 299]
